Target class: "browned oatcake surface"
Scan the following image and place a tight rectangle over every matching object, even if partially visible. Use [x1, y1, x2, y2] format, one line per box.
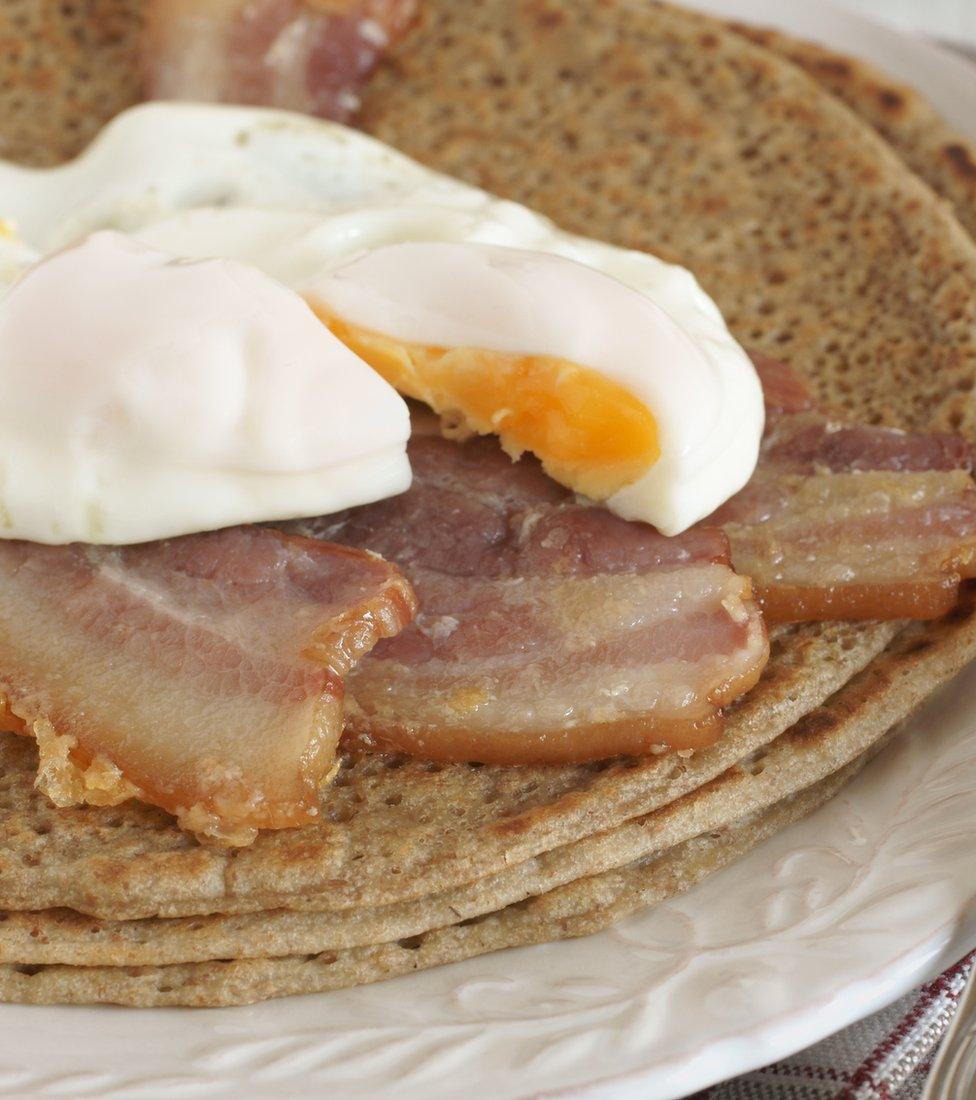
[0, 0, 975, 1006]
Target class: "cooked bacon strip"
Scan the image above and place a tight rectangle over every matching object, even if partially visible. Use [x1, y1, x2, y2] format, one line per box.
[296, 353, 976, 762]
[761, 414, 973, 475]
[749, 350, 815, 415]
[146, 0, 417, 122]
[718, 356, 976, 622]
[0, 527, 414, 844]
[294, 418, 769, 763]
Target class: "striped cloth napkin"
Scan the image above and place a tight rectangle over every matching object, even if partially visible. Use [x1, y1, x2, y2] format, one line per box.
[693, 950, 975, 1098]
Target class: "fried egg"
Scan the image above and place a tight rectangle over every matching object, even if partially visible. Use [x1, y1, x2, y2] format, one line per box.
[0, 103, 764, 535]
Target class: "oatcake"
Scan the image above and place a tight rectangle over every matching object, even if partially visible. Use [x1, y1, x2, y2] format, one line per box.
[0, 1, 974, 1005]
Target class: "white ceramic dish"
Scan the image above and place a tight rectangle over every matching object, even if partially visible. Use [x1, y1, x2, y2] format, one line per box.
[1, 2, 975, 1097]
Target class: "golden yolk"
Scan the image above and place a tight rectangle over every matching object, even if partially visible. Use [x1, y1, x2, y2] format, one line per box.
[322, 315, 660, 500]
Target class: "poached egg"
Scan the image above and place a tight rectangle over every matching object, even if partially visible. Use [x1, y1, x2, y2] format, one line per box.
[0, 231, 409, 544]
[0, 103, 764, 540]
[311, 241, 761, 533]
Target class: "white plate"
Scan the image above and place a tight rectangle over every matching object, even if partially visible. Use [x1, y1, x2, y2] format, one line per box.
[2, 3, 976, 1098]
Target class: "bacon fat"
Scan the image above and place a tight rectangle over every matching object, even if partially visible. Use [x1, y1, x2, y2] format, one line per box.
[146, 0, 418, 122]
[719, 356, 976, 622]
[294, 355, 976, 762]
[0, 527, 415, 844]
[294, 418, 770, 763]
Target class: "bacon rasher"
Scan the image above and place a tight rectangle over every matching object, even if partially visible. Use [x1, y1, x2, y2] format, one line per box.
[297, 357, 976, 764]
[295, 416, 769, 763]
[146, 0, 418, 122]
[0, 527, 414, 844]
[718, 354, 976, 622]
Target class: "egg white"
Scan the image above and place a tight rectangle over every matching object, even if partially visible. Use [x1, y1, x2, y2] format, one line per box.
[0, 103, 764, 534]
[0, 231, 410, 544]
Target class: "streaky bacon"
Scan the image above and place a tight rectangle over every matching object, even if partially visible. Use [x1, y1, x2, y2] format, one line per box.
[0, 527, 415, 844]
[749, 350, 815, 415]
[294, 353, 976, 762]
[720, 354, 976, 622]
[293, 415, 769, 764]
[761, 414, 973, 475]
[146, 0, 417, 122]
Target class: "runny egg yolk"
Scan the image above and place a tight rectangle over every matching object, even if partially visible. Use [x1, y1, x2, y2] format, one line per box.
[323, 315, 661, 501]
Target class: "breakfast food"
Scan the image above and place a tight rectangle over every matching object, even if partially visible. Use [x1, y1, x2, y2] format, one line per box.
[299, 410, 769, 761]
[3, 103, 971, 784]
[301, 387, 976, 762]
[0, 592, 964, 1006]
[0, 229, 420, 843]
[0, 527, 415, 844]
[0, 738, 884, 964]
[730, 21, 976, 244]
[0, 760, 867, 1005]
[0, 1, 142, 167]
[0, 0, 974, 1010]
[713, 371, 976, 622]
[0, 231, 412, 544]
[308, 239, 764, 533]
[0, 108, 780, 782]
[22, 104, 765, 536]
[146, 0, 418, 122]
